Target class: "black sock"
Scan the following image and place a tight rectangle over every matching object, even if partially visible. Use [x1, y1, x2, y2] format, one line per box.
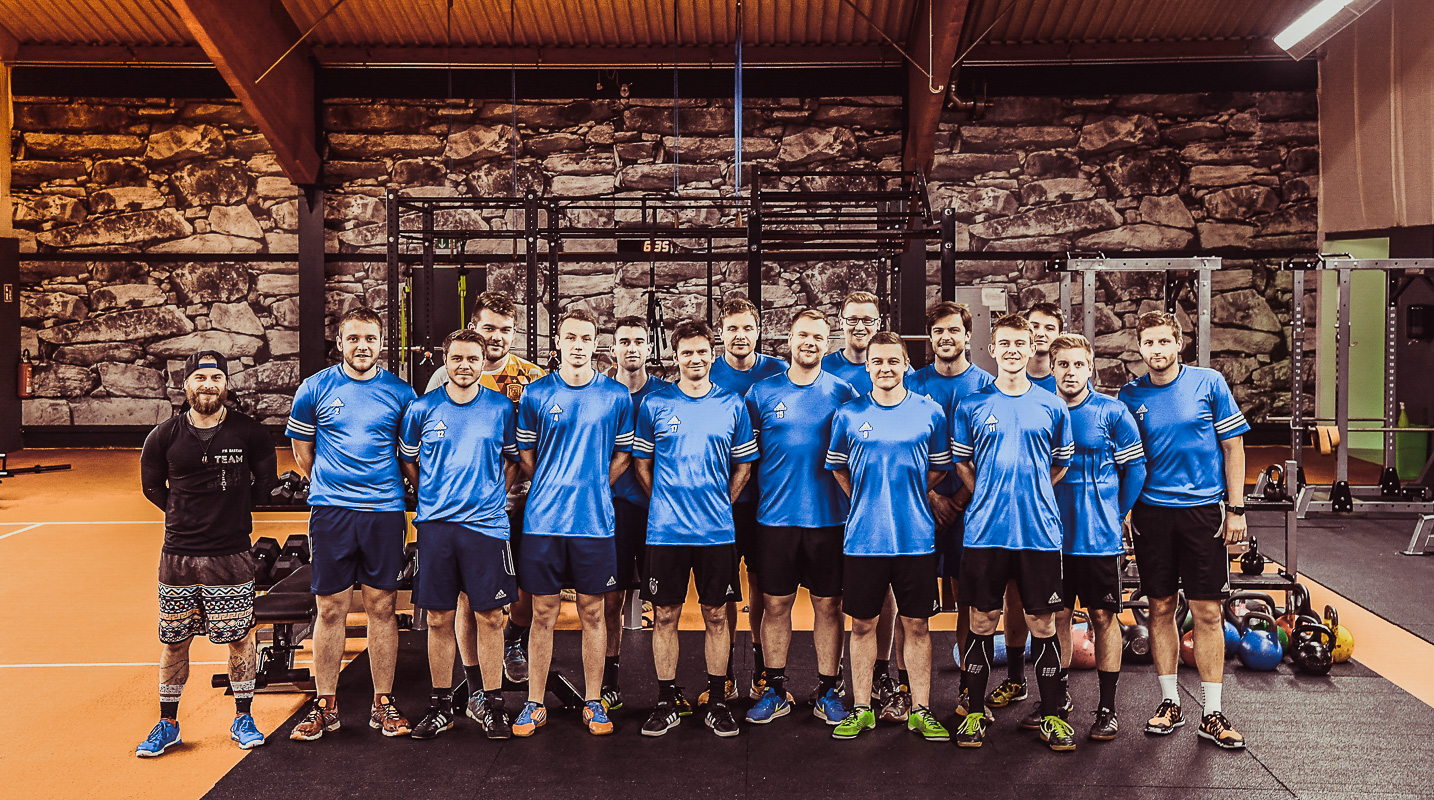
[160, 701, 179, 720]
[817, 672, 841, 697]
[962, 633, 995, 716]
[708, 673, 728, 704]
[658, 680, 677, 702]
[463, 664, 483, 690]
[753, 643, 766, 678]
[874, 658, 890, 679]
[603, 656, 620, 688]
[1007, 639, 1027, 684]
[897, 668, 910, 688]
[432, 687, 453, 711]
[726, 644, 735, 680]
[1033, 635, 1063, 718]
[765, 666, 786, 696]
[1098, 670, 1119, 712]
[504, 621, 529, 646]
[235, 696, 253, 715]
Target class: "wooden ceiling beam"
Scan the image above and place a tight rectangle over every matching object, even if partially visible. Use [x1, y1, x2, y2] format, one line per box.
[168, 0, 319, 184]
[904, 0, 971, 175]
[0, 24, 19, 62]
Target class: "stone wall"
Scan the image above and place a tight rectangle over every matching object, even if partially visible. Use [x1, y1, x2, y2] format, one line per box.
[11, 90, 1316, 426]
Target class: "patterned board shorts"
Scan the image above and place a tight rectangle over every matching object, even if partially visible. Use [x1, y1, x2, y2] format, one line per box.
[158, 552, 257, 645]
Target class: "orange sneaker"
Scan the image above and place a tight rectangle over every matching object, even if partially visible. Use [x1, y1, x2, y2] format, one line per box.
[369, 694, 411, 737]
[583, 700, 614, 735]
[291, 697, 340, 741]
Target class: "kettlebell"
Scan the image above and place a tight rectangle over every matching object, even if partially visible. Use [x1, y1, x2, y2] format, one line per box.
[1237, 611, 1284, 671]
[1122, 600, 1154, 664]
[1070, 610, 1097, 670]
[1258, 464, 1289, 502]
[1323, 605, 1355, 663]
[1227, 591, 1287, 652]
[1239, 536, 1265, 575]
[1179, 629, 1198, 668]
[1290, 618, 1335, 676]
[1223, 618, 1242, 658]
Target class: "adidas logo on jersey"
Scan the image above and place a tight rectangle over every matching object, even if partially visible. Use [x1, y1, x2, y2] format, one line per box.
[433, 420, 447, 438]
[1048, 592, 1061, 604]
[1103, 594, 1116, 603]
[495, 589, 508, 600]
[858, 421, 873, 439]
[725, 585, 735, 595]
[330, 398, 344, 409]
[667, 414, 682, 432]
[984, 414, 999, 431]
[606, 576, 617, 587]
[774, 402, 787, 419]
[1136, 403, 1148, 421]
[549, 402, 564, 420]
[1220, 581, 1232, 593]
[649, 578, 660, 594]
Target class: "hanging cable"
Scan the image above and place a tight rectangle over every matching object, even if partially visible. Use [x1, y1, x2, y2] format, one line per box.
[672, 0, 681, 194]
[445, 0, 454, 101]
[734, 0, 743, 199]
[510, 0, 519, 198]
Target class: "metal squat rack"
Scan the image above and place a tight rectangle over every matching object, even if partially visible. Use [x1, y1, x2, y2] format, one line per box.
[1281, 255, 1434, 554]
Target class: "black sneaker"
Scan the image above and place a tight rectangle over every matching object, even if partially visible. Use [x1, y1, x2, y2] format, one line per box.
[1019, 692, 1072, 731]
[1197, 711, 1245, 750]
[874, 672, 899, 708]
[474, 696, 512, 740]
[409, 705, 455, 740]
[1038, 715, 1077, 752]
[1089, 708, 1119, 741]
[642, 700, 681, 737]
[1145, 699, 1184, 735]
[704, 701, 740, 738]
[503, 640, 529, 684]
[954, 712, 991, 748]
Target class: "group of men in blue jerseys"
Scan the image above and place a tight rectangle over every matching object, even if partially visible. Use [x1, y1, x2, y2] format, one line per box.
[136, 284, 1251, 756]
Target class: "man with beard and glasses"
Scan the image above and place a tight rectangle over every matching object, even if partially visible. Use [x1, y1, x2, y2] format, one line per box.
[743, 309, 859, 727]
[426, 292, 546, 711]
[401, 329, 522, 741]
[137, 351, 278, 757]
[600, 316, 669, 711]
[707, 295, 785, 702]
[286, 307, 418, 741]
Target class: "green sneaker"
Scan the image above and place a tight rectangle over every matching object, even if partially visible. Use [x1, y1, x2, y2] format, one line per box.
[906, 707, 950, 741]
[831, 706, 877, 740]
[954, 712, 990, 748]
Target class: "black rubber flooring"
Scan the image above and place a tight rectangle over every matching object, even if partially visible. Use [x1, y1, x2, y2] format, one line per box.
[205, 628, 1434, 800]
[1252, 510, 1434, 645]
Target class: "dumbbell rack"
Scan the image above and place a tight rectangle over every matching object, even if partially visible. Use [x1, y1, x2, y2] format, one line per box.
[1120, 459, 1302, 598]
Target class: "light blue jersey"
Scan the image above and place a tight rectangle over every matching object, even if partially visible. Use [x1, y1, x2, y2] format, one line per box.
[1055, 391, 1147, 556]
[821, 350, 914, 395]
[910, 362, 995, 496]
[399, 386, 518, 534]
[825, 392, 951, 556]
[516, 371, 635, 538]
[745, 370, 860, 528]
[951, 383, 1074, 551]
[1029, 372, 1059, 394]
[286, 365, 416, 511]
[710, 352, 786, 502]
[612, 374, 668, 508]
[1119, 365, 1249, 507]
[633, 383, 758, 546]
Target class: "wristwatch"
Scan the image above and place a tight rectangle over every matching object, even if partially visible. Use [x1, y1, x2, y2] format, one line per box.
[1226, 505, 1246, 516]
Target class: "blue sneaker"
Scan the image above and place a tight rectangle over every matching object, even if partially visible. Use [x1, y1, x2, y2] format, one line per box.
[745, 687, 792, 724]
[814, 687, 851, 725]
[230, 714, 266, 750]
[135, 719, 181, 758]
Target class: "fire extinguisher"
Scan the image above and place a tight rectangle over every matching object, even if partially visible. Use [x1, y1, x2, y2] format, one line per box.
[17, 350, 33, 399]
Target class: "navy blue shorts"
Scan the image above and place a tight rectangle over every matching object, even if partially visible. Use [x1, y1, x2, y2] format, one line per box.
[614, 498, 649, 592]
[307, 506, 408, 596]
[936, 517, 964, 578]
[413, 521, 517, 612]
[517, 533, 618, 596]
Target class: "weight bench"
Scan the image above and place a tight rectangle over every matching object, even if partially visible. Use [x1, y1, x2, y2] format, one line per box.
[213, 564, 317, 694]
[1404, 515, 1434, 556]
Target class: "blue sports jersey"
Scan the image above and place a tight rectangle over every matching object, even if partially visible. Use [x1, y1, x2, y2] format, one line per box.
[633, 383, 758, 546]
[710, 353, 786, 503]
[745, 370, 861, 528]
[951, 384, 1074, 551]
[910, 362, 996, 496]
[516, 371, 635, 538]
[824, 392, 952, 557]
[1029, 371, 1059, 394]
[612, 374, 669, 508]
[399, 385, 518, 534]
[286, 365, 416, 511]
[821, 350, 914, 395]
[1055, 392, 1147, 556]
[1119, 365, 1249, 507]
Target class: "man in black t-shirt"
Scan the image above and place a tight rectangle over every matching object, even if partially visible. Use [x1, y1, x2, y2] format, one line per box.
[136, 351, 277, 757]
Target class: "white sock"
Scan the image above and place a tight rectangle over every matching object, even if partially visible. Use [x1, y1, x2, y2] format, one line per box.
[1202, 682, 1222, 715]
[1158, 674, 1179, 704]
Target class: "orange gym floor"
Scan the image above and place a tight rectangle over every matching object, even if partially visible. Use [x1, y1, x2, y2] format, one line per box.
[1, 446, 1431, 800]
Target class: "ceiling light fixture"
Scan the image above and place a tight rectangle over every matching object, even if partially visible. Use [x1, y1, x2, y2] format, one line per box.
[1274, 0, 1385, 61]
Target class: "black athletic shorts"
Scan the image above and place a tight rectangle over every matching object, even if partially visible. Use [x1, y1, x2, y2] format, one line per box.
[1062, 554, 1123, 612]
[1130, 501, 1230, 601]
[613, 498, 649, 592]
[959, 547, 1064, 615]
[642, 543, 741, 608]
[732, 500, 760, 574]
[842, 554, 938, 621]
[758, 524, 844, 598]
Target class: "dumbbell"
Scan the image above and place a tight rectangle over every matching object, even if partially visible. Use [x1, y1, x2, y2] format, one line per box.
[270, 470, 306, 505]
[251, 537, 280, 586]
[270, 534, 311, 583]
